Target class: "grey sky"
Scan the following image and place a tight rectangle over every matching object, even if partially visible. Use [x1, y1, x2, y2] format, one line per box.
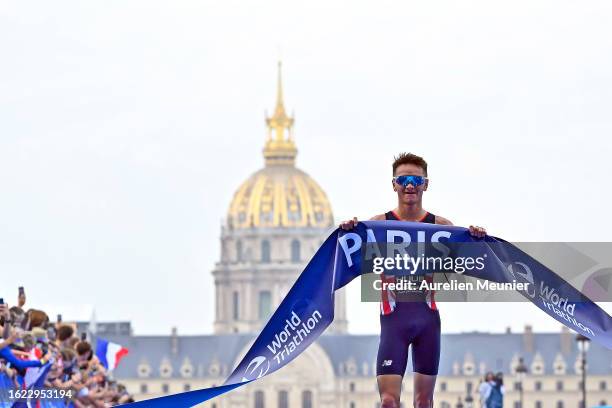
[1, 0, 611, 335]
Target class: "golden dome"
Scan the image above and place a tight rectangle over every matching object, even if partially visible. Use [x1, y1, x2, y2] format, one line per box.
[227, 62, 334, 229]
[228, 166, 334, 229]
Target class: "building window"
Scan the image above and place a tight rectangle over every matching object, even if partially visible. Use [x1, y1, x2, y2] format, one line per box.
[556, 381, 564, 391]
[441, 403, 451, 408]
[440, 382, 447, 391]
[291, 239, 301, 262]
[350, 402, 355, 408]
[600, 381, 607, 390]
[514, 402, 521, 408]
[140, 384, 148, 394]
[236, 240, 243, 262]
[535, 402, 542, 408]
[261, 240, 271, 263]
[578, 381, 583, 391]
[259, 291, 272, 320]
[232, 291, 239, 320]
[349, 382, 355, 392]
[578, 401, 585, 408]
[514, 382, 522, 391]
[278, 390, 288, 408]
[535, 381, 542, 391]
[137, 363, 151, 378]
[184, 384, 191, 392]
[466, 382, 473, 393]
[162, 384, 169, 394]
[302, 390, 312, 408]
[255, 390, 265, 408]
[556, 402, 564, 408]
[160, 363, 172, 378]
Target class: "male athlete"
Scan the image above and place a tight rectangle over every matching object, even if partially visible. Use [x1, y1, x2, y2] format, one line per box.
[340, 152, 486, 408]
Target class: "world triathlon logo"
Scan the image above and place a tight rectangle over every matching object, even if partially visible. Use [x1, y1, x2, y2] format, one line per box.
[507, 261, 595, 336]
[506, 261, 536, 298]
[241, 356, 270, 382]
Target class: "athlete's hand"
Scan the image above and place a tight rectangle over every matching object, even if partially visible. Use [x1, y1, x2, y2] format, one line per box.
[469, 225, 487, 238]
[339, 217, 358, 230]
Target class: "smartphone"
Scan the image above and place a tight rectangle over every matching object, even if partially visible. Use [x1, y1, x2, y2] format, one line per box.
[18, 287, 25, 296]
[57, 314, 62, 323]
[81, 332, 87, 341]
[0, 298, 4, 304]
[47, 326, 57, 342]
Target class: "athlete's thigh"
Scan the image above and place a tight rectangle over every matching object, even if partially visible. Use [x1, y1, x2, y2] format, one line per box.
[377, 313, 410, 377]
[411, 310, 441, 376]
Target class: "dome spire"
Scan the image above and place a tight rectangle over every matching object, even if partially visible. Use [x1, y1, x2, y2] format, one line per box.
[274, 60, 286, 120]
[264, 61, 297, 166]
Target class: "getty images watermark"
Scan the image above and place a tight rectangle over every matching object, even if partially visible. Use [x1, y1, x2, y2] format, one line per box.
[360, 242, 612, 304]
[370, 252, 528, 292]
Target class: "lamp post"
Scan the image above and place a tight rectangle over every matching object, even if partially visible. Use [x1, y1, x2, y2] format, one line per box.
[516, 357, 528, 408]
[576, 334, 591, 408]
[465, 393, 474, 408]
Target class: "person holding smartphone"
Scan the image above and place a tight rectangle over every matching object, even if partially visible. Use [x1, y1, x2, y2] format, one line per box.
[339, 153, 486, 408]
[9, 287, 27, 330]
[0, 298, 13, 341]
[17, 287, 25, 308]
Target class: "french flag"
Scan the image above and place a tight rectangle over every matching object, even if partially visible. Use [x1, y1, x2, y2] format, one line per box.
[96, 338, 129, 371]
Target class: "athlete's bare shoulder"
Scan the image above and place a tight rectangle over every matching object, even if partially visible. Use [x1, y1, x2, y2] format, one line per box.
[435, 215, 453, 226]
[369, 214, 387, 221]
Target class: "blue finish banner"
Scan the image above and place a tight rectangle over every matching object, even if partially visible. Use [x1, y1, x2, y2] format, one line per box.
[125, 221, 612, 407]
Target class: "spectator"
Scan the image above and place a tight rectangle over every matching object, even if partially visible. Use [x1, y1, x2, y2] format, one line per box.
[67, 336, 80, 349]
[0, 327, 50, 370]
[57, 324, 75, 347]
[9, 287, 27, 330]
[25, 309, 50, 330]
[479, 372, 495, 407]
[485, 372, 505, 408]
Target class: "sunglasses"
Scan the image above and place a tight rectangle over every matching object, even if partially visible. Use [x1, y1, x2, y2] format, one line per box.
[393, 175, 427, 187]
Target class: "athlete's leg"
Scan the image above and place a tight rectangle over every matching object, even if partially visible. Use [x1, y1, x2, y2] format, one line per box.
[377, 374, 402, 408]
[411, 307, 441, 408]
[377, 309, 409, 407]
[413, 373, 437, 408]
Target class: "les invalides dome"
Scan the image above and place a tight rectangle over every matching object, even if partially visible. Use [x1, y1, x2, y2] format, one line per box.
[213, 62, 347, 335]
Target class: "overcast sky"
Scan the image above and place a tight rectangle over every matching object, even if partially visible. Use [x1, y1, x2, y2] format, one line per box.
[1, 0, 611, 335]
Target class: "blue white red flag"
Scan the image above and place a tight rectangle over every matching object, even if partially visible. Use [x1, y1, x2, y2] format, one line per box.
[95, 338, 129, 371]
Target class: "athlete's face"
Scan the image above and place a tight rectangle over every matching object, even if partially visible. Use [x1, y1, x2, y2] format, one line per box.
[393, 163, 428, 205]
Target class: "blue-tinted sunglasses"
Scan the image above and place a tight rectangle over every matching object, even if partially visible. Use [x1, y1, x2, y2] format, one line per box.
[393, 175, 427, 187]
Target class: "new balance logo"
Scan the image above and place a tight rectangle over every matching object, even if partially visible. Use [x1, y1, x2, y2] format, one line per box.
[382, 360, 393, 366]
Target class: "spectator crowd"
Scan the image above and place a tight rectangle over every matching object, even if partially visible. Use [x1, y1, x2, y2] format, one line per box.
[1, 287, 134, 407]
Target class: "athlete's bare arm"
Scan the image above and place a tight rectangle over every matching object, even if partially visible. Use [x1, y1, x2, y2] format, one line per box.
[435, 215, 453, 226]
[339, 214, 385, 230]
[436, 215, 486, 237]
